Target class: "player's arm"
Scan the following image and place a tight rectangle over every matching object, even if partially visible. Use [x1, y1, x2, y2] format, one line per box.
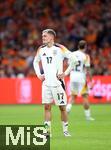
[86, 66, 94, 89]
[64, 59, 74, 76]
[58, 55, 77, 79]
[85, 55, 93, 88]
[86, 67, 92, 82]
[59, 45, 78, 71]
[58, 44, 71, 59]
[58, 65, 72, 79]
[33, 48, 45, 81]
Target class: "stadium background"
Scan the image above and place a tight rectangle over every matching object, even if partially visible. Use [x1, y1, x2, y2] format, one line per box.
[0, 0, 111, 150]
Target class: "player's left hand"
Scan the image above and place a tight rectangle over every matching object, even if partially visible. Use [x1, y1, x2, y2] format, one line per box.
[57, 73, 65, 80]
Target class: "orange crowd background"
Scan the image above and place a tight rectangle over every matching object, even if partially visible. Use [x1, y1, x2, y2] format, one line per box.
[0, 0, 111, 78]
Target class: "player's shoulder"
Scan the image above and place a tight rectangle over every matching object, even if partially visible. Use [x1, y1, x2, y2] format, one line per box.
[76, 50, 86, 56]
[72, 50, 85, 60]
[54, 43, 69, 52]
[35, 44, 47, 55]
[85, 53, 90, 57]
[85, 53, 90, 60]
[54, 43, 65, 48]
[72, 50, 80, 57]
[73, 49, 80, 54]
[70, 51, 78, 60]
[38, 44, 47, 50]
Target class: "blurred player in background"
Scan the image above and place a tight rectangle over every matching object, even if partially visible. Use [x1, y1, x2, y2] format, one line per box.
[33, 29, 77, 136]
[58, 40, 95, 121]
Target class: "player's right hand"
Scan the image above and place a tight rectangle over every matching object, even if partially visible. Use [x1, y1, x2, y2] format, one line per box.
[38, 74, 45, 81]
[88, 80, 95, 90]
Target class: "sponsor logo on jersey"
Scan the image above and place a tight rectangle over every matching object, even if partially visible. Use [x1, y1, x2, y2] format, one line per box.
[43, 53, 46, 56]
[60, 101, 64, 104]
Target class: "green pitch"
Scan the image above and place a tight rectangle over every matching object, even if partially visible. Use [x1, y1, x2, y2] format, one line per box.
[0, 104, 111, 150]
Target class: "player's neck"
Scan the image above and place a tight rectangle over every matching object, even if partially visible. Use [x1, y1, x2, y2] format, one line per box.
[47, 42, 54, 48]
[79, 49, 85, 52]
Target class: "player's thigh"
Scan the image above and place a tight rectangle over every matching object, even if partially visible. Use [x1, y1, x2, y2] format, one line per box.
[70, 81, 88, 95]
[70, 81, 79, 95]
[80, 83, 88, 95]
[51, 85, 67, 106]
[42, 84, 53, 104]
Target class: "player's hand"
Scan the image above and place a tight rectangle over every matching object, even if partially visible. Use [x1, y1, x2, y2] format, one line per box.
[38, 74, 45, 81]
[57, 73, 65, 80]
[88, 80, 95, 90]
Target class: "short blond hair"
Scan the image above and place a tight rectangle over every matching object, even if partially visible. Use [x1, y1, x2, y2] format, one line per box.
[42, 29, 56, 37]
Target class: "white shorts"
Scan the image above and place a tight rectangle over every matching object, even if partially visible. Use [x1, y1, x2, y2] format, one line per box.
[42, 83, 67, 106]
[70, 81, 88, 95]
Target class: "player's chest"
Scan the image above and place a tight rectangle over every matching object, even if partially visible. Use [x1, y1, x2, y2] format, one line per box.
[40, 49, 61, 64]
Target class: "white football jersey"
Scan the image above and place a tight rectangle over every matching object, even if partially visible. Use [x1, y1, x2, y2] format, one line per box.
[33, 43, 73, 86]
[70, 50, 90, 83]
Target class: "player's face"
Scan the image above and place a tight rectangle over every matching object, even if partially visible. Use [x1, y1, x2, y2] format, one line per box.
[42, 32, 54, 45]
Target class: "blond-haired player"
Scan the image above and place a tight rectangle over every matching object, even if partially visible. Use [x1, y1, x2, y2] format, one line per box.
[33, 29, 77, 136]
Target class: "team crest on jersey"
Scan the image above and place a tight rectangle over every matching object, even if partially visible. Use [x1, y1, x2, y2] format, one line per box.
[53, 50, 57, 56]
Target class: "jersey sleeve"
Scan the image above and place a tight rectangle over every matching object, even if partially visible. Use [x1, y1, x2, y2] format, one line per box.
[58, 44, 71, 59]
[33, 48, 41, 77]
[85, 54, 90, 67]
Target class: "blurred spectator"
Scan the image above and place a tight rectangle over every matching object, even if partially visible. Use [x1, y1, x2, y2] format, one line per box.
[0, 0, 111, 77]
